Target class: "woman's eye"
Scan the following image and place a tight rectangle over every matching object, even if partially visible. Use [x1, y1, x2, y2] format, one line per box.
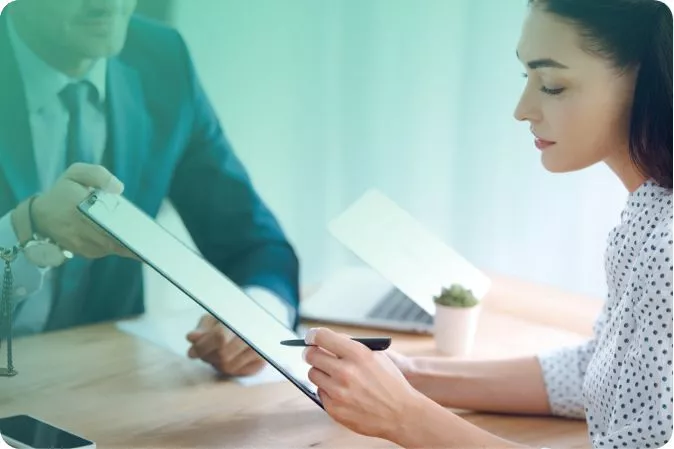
[540, 86, 565, 95]
[521, 72, 565, 95]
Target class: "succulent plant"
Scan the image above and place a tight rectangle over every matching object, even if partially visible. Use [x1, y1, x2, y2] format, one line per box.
[433, 284, 479, 308]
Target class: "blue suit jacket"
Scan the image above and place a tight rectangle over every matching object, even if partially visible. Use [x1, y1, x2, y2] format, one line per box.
[0, 12, 301, 331]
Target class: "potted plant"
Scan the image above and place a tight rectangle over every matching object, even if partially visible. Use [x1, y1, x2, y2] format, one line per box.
[432, 284, 482, 356]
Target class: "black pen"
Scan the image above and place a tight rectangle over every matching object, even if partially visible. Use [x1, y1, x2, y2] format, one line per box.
[280, 337, 392, 351]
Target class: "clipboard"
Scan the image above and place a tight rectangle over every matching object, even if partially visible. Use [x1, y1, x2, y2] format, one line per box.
[77, 190, 321, 408]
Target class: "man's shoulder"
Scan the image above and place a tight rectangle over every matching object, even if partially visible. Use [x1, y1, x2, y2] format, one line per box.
[118, 15, 189, 68]
[126, 15, 182, 45]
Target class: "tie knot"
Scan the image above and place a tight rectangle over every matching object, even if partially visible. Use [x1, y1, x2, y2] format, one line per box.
[59, 81, 95, 114]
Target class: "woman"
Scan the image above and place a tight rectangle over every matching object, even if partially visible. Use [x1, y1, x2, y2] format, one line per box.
[303, 0, 672, 448]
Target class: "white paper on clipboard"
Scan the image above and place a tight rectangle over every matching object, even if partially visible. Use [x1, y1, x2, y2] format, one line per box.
[77, 191, 321, 407]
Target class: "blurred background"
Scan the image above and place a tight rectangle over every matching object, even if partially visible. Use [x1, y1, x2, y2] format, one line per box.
[136, 0, 629, 313]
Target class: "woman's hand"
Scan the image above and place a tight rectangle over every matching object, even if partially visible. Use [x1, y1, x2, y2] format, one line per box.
[384, 349, 417, 378]
[303, 327, 530, 449]
[303, 327, 425, 441]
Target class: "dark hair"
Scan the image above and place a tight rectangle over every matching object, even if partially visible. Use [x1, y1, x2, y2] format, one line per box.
[529, 0, 672, 190]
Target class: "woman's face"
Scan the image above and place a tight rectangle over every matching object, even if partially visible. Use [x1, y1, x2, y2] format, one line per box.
[513, 7, 638, 174]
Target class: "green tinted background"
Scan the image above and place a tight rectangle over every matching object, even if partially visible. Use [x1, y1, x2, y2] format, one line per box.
[138, 0, 630, 314]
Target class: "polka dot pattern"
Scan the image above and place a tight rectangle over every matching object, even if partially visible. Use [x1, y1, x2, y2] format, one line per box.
[538, 180, 673, 448]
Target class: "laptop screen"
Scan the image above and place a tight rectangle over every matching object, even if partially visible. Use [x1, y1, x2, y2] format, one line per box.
[328, 189, 492, 315]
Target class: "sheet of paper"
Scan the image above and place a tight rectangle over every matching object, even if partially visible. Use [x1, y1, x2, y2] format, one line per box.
[84, 191, 316, 400]
[116, 306, 285, 387]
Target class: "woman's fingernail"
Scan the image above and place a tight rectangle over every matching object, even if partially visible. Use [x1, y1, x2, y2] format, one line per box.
[302, 347, 309, 362]
[305, 328, 317, 345]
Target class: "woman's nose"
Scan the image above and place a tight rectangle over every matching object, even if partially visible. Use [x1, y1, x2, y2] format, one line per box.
[513, 86, 541, 123]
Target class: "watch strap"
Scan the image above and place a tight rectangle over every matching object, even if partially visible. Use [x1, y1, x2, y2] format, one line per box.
[27, 195, 39, 240]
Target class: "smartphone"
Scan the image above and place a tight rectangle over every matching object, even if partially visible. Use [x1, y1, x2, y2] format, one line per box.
[0, 415, 95, 449]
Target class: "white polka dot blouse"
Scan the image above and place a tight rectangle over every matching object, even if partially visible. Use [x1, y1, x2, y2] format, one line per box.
[538, 179, 673, 449]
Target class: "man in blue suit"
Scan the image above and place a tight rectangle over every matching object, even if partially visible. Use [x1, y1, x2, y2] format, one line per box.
[0, 0, 301, 377]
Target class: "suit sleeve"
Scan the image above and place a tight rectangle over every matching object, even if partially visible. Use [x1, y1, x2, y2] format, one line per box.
[167, 35, 301, 329]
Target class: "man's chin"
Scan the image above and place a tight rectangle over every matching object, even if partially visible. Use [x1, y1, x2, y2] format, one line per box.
[77, 39, 126, 59]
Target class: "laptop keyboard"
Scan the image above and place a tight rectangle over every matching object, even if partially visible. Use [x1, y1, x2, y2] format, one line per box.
[367, 289, 433, 324]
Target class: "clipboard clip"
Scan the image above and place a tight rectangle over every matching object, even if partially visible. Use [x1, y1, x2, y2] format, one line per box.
[86, 189, 121, 213]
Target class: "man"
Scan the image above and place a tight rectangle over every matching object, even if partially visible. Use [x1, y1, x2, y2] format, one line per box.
[0, 0, 301, 378]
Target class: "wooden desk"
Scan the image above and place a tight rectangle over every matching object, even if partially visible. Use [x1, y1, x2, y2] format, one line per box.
[0, 305, 593, 449]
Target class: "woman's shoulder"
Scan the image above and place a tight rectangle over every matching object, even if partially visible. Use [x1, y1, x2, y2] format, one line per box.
[622, 181, 672, 288]
[634, 196, 672, 295]
[624, 181, 672, 249]
[637, 198, 671, 260]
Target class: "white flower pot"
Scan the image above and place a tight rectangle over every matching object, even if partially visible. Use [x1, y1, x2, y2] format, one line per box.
[433, 304, 482, 357]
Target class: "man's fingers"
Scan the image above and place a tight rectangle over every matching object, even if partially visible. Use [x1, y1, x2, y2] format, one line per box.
[190, 327, 245, 361]
[77, 231, 120, 258]
[221, 335, 249, 364]
[187, 337, 220, 360]
[196, 314, 219, 332]
[77, 207, 128, 254]
[189, 330, 224, 359]
[224, 347, 262, 374]
[186, 325, 258, 375]
[202, 348, 223, 367]
[186, 313, 222, 344]
[189, 336, 263, 376]
[234, 358, 266, 376]
[61, 215, 122, 258]
[65, 163, 124, 193]
[186, 330, 204, 345]
[114, 246, 139, 260]
[60, 234, 109, 259]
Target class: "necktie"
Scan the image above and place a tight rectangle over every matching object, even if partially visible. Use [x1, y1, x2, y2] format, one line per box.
[49, 82, 96, 327]
[60, 81, 94, 166]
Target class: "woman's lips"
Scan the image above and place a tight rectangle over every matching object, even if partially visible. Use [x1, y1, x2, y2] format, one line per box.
[534, 137, 556, 150]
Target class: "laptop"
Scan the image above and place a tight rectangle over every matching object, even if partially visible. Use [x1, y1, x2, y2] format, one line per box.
[300, 189, 492, 334]
[77, 191, 322, 409]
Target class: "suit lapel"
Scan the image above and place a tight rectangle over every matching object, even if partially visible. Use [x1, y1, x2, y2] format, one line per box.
[106, 57, 151, 201]
[0, 11, 39, 205]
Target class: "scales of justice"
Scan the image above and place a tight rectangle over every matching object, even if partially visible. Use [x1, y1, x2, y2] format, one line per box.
[0, 246, 19, 377]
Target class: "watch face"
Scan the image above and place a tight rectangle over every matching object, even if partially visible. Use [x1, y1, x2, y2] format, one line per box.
[24, 242, 67, 268]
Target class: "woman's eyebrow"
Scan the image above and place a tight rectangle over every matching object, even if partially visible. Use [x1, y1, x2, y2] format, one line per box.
[516, 50, 569, 69]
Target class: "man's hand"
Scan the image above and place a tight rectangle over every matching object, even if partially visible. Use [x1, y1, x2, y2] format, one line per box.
[30, 163, 131, 259]
[186, 314, 267, 376]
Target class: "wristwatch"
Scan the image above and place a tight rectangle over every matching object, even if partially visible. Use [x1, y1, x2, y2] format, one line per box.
[17, 195, 72, 268]
[22, 235, 73, 268]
